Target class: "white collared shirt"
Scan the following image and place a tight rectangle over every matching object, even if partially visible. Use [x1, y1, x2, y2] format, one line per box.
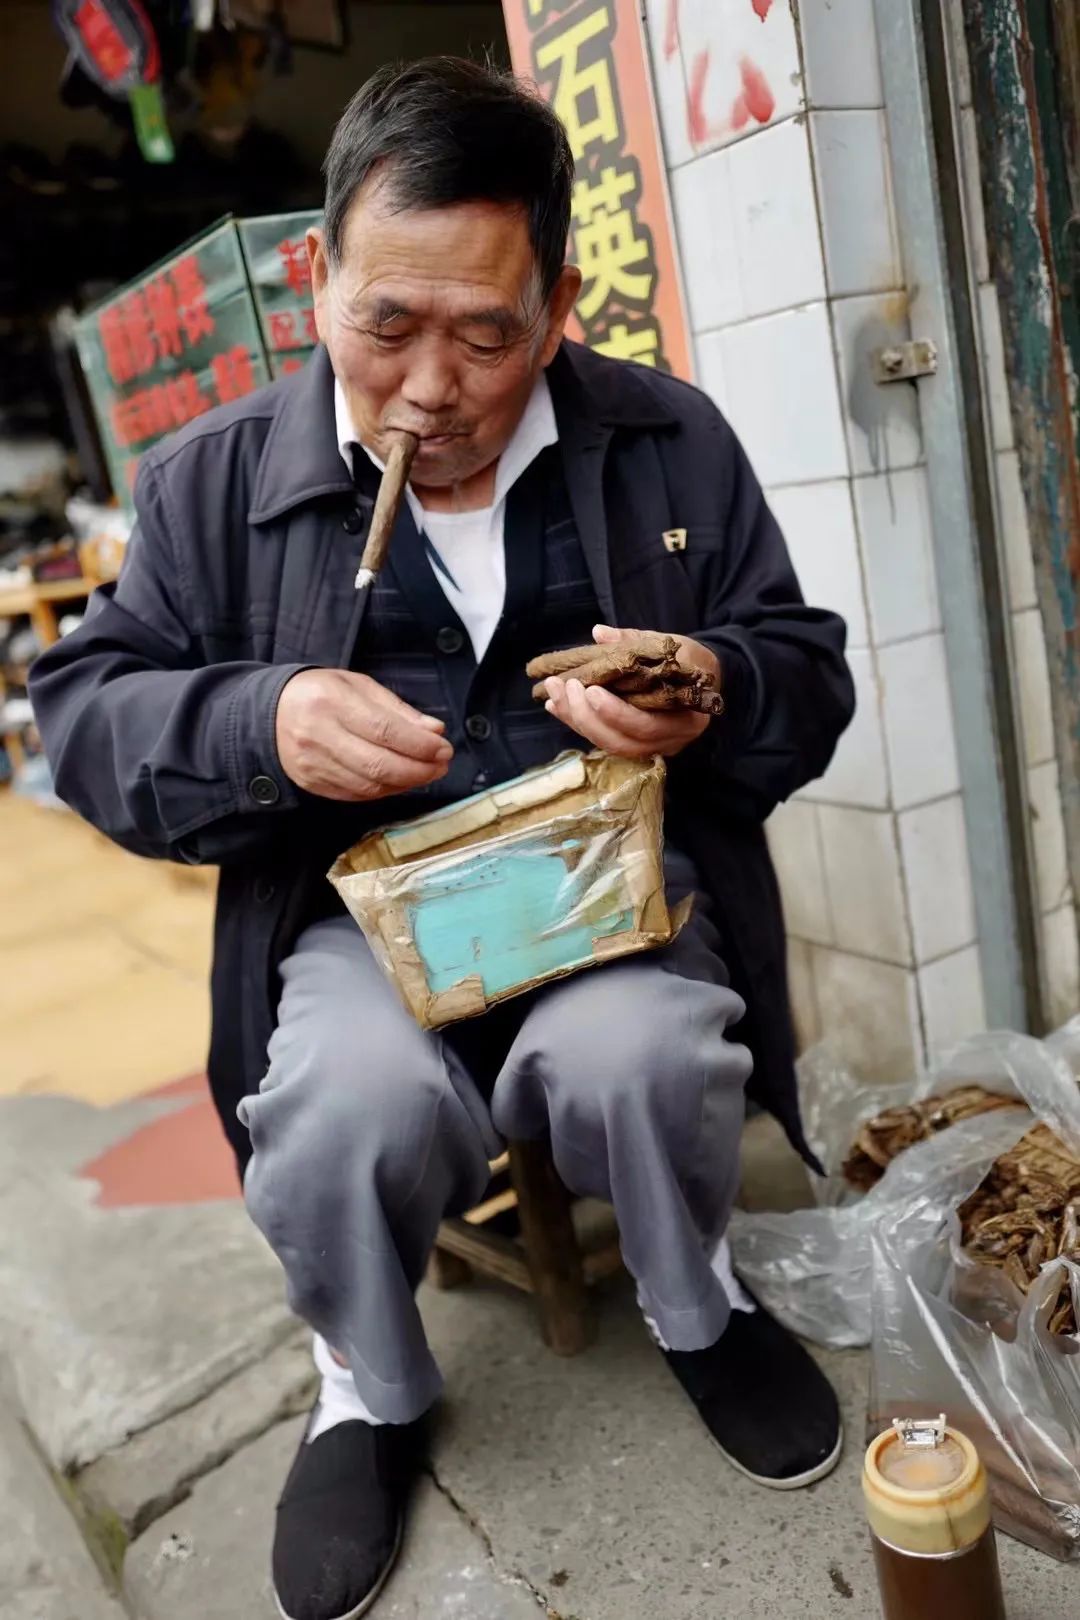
[335, 375, 558, 661]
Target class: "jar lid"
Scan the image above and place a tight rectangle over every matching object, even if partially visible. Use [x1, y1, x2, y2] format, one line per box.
[863, 1416, 990, 1555]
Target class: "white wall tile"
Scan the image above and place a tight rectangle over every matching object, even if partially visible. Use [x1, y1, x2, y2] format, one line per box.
[811, 111, 901, 297]
[1029, 761, 1071, 915]
[1012, 607, 1055, 767]
[919, 946, 987, 1053]
[831, 293, 924, 476]
[787, 937, 822, 1052]
[812, 948, 921, 1080]
[898, 796, 977, 963]
[675, 0, 803, 156]
[818, 806, 910, 962]
[878, 634, 961, 808]
[977, 282, 1015, 452]
[957, 108, 989, 285]
[767, 799, 833, 945]
[643, 0, 695, 170]
[729, 118, 826, 319]
[853, 467, 941, 644]
[1042, 904, 1080, 1028]
[671, 151, 743, 333]
[800, 647, 891, 809]
[720, 304, 849, 486]
[996, 450, 1037, 612]
[695, 330, 730, 415]
[799, 0, 883, 109]
[768, 481, 867, 648]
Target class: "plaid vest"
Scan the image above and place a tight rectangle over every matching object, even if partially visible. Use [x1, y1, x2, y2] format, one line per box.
[303, 444, 602, 928]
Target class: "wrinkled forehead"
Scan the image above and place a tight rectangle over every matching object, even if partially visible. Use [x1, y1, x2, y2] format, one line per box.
[334, 179, 538, 312]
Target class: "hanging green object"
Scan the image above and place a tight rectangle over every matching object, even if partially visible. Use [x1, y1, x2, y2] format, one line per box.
[129, 82, 174, 163]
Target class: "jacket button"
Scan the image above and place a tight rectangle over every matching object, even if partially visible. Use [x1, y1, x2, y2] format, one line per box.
[465, 714, 492, 742]
[253, 876, 277, 904]
[342, 507, 364, 534]
[472, 771, 489, 791]
[436, 626, 465, 655]
[249, 774, 281, 806]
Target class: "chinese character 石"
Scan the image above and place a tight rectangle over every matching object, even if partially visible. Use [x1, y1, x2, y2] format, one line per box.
[268, 311, 298, 350]
[211, 345, 256, 404]
[99, 305, 136, 386]
[277, 238, 312, 298]
[303, 307, 319, 344]
[571, 165, 654, 321]
[171, 256, 215, 346]
[535, 7, 619, 162]
[122, 290, 157, 377]
[146, 275, 184, 361]
[593, 321, 661, 367]
[165, 372, 211, 427]
[278, 357, 306, 375]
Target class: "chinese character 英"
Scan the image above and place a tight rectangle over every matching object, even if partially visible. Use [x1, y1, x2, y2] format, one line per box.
[535, 7, 619, 161]
[146, 275, 184, 361]
[277, 238, 312, 298]
[268, 311, 298, 350]
[211, 345, 256, 404]
[278, 357, 306, 375]
[593, 321, 661, 367]
[171, 256, 215, 345]
[572, 165, 654, 321]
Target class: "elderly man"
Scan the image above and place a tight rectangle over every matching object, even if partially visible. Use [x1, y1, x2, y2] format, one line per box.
[33, 58, 854, 1620]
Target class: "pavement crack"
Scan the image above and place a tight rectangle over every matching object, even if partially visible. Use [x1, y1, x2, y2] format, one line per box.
[425, 1460, 569, 1617]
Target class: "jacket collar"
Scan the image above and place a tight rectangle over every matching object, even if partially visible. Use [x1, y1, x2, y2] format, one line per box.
[247, 339, 678, 526]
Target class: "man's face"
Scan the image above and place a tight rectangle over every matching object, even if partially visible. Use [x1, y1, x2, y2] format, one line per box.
[308, 176, 580, 490]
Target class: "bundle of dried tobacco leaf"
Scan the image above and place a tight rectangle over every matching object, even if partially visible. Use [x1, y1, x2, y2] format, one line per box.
[526, 632, 725, 716]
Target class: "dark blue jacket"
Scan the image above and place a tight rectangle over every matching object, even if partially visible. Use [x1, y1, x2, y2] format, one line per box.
[31, 342, 854, 1168]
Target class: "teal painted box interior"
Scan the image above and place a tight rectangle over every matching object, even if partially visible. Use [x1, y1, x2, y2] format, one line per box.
[329, 751, 680, 1028]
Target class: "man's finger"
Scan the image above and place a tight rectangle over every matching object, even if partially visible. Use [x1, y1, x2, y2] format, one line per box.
[342, 671, 446, 732]
[337, 686, 454, 764]
[324, 725, 452, 794]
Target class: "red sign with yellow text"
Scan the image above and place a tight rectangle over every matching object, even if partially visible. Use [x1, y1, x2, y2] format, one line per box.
[502, 0, 691, 379]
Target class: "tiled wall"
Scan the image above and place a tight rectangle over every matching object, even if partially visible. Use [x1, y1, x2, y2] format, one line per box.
[943, 0, 1080, 1028]
[643, 0, 993, 1078]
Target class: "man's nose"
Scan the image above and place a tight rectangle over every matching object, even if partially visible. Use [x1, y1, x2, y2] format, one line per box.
[400, 340, 459, 417]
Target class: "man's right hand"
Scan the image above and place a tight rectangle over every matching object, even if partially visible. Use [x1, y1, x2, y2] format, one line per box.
[276, 669, 453, 801]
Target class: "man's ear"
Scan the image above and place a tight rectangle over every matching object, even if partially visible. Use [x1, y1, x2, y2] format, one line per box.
[539, 264, 583, 366]
[307, 227, 331, 344]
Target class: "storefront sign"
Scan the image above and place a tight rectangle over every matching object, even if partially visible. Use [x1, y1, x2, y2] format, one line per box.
[239, 210, 324, 380]
[74, 219, 270, 504]
[501, 0, 691, 378]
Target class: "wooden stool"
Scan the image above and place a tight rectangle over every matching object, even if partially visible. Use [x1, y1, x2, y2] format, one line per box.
[428, 1138, 623, 1355]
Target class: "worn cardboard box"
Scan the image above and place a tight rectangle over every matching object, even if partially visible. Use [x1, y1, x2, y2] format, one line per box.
[329, 750, 685, 1028]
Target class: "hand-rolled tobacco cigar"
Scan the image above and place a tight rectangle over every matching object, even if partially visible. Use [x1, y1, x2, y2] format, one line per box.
[353, 430, 420, 592]
[527, 631, 724, 717]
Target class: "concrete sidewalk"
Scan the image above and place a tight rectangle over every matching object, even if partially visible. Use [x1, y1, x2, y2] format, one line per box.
[2, 1082, 1078, 1620]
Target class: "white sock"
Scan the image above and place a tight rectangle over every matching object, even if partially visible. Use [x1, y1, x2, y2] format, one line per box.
[307, 1333, 386, 1442]
[639, 1236, 755, 1350]
[710, 1235, 756, 1313]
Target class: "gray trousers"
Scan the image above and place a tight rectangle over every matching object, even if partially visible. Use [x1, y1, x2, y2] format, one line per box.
[240, 858, 752, 1423]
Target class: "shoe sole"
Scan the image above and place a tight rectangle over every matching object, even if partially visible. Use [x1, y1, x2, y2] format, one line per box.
[708, 1423, 844, 1491]
[273, 1512, 404, 1620]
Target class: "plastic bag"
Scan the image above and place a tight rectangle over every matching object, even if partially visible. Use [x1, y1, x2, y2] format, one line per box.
[729, 1018, 1080, 1557]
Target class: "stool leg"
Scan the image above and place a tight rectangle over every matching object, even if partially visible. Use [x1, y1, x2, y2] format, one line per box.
[508, 1138, 590, 1356]
[426, 1244, 473, 1290]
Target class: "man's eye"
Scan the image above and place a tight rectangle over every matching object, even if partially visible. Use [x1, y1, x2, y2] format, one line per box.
[367, 330, 407, 348]
[464, 340, 504, 358]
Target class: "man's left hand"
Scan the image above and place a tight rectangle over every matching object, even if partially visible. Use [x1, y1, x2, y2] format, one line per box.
[542, 625, 721, 759]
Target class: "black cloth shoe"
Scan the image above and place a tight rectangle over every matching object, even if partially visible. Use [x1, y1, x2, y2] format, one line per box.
[273, 1417, 426, 1620]
[662, 1301, 842, 1489]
